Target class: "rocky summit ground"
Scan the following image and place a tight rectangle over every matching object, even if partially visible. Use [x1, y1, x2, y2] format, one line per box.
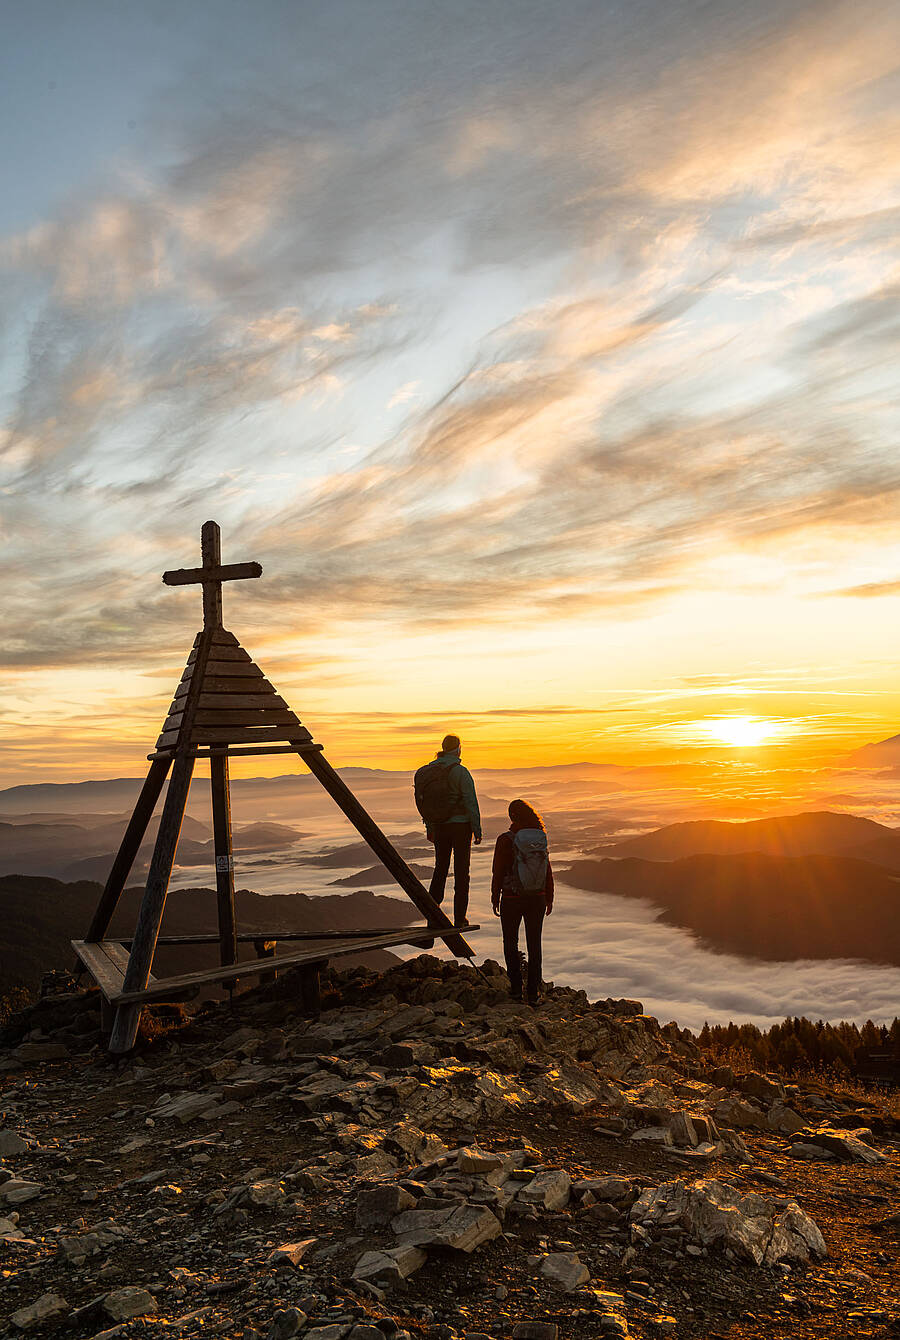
[1, 958, 899, 1340]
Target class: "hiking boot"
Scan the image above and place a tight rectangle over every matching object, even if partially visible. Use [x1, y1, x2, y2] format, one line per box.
[527, 993, 543, 1008]
[508, 986, 523, 1002]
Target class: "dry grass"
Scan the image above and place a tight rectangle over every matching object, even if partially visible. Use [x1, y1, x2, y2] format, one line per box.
[823, 1074, 900, 1119]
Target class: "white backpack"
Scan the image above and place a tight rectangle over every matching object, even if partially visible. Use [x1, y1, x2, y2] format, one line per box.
[507, 827, 549, 893]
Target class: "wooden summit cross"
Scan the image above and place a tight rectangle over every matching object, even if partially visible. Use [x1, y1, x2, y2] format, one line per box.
[74, 521, 477, 1052]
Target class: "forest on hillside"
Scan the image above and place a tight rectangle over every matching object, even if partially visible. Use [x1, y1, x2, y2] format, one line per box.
[696, 1014, 900, 1076]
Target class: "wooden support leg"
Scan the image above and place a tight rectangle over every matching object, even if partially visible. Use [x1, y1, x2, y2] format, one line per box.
[109, 752, 196, 1053]
[299, 961, 322, 1017]
[100, 997, 115, 1039]
[254, 938, 277, 985]
[297, 747, 474, 959]
[86, 758, 171, 942]
[210, 751, 237, 968]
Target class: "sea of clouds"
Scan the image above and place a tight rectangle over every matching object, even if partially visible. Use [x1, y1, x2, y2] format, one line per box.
[174, 827, 900, 1031]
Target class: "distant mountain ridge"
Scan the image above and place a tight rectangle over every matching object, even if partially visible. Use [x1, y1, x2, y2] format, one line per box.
[846, 732, 900, 768]
[0, 877, 415, 995]
[0, 812, 308, 882]
[599, 811, 896, 861]
[564, 851, 900, 966]
[0, 762, 633, 816]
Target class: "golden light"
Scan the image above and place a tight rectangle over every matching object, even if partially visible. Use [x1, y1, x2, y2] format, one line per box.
[702, 715, 783, 748]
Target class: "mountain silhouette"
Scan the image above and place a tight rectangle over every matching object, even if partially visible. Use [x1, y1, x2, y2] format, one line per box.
[564, 851, 900, 965]
[846, 732, 900, 768]
[598, 811, 893, 861]
[0, 877, 415, 995]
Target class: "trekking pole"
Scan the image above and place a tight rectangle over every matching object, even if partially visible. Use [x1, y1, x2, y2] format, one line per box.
[467, 954, 492, 984]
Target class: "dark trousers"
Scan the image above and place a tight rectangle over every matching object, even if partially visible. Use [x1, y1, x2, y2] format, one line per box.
[500, 892, 546, 1000]
[429, 821, 472, 925]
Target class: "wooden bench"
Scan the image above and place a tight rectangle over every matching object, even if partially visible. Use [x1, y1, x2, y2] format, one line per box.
[73, 940, 158, 1002]
[106, 926, 449, 947]
[72, 923, 479, 1008]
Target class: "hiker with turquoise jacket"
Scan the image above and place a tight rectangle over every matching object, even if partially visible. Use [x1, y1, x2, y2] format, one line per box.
[414, 733, 482, 927]
[491, 799, 553, 1004]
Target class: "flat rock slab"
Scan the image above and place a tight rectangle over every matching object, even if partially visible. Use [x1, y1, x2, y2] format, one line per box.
[713, 1096, 769, 1131]
[11, 1292, 69, 1330]
[102, 1287, 157, 1321]
[392, 1202, 501, 1251]
[267, 1239, 318, 1268]
[519, 1170, 571, 1210]
[457, 1147, 506, 1173]
[247, 1179, 286, 1207]
[0, 1179, 42, 1205]
[151, 1092, 223, 1124]
[767, 1103, 806, 1135]
[353, 1244, 427, 1285]
[57, 1231, 104, 1263]
[788, 1142, 834, 1162]
[572, 1176, 631, 1201]
[267, 1307, 307, 1340]
[668, 1142, 719, 1163]
[356, 1184, 416, 1228]
[0, 1131, 29, 1157]
[540, 1251, 590, 1291]
[631, 1127, 674, 1146]
[791, 1128, 884, 1164]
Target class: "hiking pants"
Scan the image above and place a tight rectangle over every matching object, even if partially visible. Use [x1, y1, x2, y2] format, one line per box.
[500, 892, 546, 1001]
[429, 821, 472, 925]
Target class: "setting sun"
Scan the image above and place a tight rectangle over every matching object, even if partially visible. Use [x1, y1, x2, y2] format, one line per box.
[702, 715, 784, 748]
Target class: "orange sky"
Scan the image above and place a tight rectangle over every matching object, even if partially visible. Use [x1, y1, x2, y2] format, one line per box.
[4, 579, 900, 794]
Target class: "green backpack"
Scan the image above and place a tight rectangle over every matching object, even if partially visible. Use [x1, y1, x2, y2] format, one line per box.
[414, 761, 459, 824]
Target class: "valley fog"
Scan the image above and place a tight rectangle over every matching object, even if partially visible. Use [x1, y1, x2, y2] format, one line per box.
[160, 766, 900, 1032]
[4, 763, 899, 1029]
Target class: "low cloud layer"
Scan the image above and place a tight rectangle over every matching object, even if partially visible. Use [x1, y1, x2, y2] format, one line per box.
[550, 887, 900, 1030]
[165, 781, 900, 1029]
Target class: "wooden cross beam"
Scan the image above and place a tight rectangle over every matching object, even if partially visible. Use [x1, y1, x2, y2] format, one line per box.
[163, 520, 261, 628]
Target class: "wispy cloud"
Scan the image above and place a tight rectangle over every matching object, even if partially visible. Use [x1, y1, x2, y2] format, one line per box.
[825, 579, 900, 599]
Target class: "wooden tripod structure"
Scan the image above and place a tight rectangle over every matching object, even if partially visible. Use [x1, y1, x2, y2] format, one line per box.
[74, 521, 476, 1052]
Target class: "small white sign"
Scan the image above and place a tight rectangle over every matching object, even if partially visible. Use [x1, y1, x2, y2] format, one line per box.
[215, 855, 235, 872]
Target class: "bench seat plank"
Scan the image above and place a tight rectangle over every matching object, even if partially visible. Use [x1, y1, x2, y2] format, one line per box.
[107, 925, 459, 946]
[73, 941, 157, 1001]
[98, 925, 479, 1006]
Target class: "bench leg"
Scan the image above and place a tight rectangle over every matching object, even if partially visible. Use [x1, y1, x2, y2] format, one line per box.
[300, 962, 322, 1017]
[254, 938, 277, 985]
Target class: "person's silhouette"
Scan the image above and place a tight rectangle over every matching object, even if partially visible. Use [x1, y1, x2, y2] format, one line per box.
[414, 733, 482, 926]
[491, 799, 553, 1004]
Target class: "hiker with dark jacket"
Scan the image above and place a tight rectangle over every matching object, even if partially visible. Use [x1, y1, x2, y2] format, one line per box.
[491, 799, 553, 1004]
[414, 734, 482, 926]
